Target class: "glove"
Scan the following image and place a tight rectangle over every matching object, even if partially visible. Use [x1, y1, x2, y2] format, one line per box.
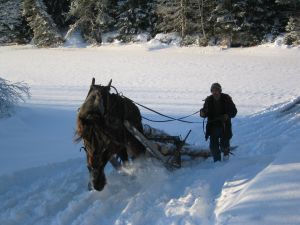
[223, 114, 229, 121]
[200, 109, 206, 118]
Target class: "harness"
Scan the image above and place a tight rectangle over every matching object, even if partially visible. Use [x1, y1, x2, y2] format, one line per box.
[110, 85, 201, 124]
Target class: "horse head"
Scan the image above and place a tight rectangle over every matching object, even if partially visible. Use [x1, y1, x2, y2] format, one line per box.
[86, 142, 110, 191]
[76, 78, 114, 191]
[78, 78, 112, 119]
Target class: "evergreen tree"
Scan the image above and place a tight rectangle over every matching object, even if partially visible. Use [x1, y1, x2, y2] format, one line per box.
[43, 0, 72, 29]
[211, 0, 278, 46]
[69, 0, 117, 44]
[276, 0, 300, 45]
[243, 0, 277, 44]
[1, 0, 300, 47]
[275, 0, 300, 7]
[116, 0, 153, 41]
[194, 0, 216, 40]
[155, 0, 202, 39]
[192, 0, 217, 45]
[147, 0, 158, 36]
[23, 0, 63, 47]
[0, 0, 31, 44]
[284, 17, 300, 45]
[210, 0, 236, 45]
[155, 0, 181, 35]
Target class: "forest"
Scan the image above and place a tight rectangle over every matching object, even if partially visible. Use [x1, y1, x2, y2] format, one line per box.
[0, 0, 299, 47]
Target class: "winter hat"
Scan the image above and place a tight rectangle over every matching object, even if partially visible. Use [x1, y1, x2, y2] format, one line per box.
[210, 83, 222, 92]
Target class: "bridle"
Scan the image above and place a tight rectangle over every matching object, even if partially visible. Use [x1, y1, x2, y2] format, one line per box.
[80, 88, 125, 169]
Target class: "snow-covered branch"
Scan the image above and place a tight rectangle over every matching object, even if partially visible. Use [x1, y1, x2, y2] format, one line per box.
[0, 77, 30, 117]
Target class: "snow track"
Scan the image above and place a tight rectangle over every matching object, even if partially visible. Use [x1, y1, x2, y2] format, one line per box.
[1, 103, 299, 225]
[0, 159, 86, 225]
[0, 46, 300, 224]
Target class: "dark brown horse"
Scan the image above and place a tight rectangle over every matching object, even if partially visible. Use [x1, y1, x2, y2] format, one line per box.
[75, 78, 145, 191]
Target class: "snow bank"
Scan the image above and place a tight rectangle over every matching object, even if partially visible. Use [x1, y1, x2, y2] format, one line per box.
[146, 33, 182, 50]
[215, 104, 300, 225]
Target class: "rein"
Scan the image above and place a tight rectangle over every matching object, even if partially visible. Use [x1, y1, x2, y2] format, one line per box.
[132, 100, 201, 124]
[109, 85, 201, 124]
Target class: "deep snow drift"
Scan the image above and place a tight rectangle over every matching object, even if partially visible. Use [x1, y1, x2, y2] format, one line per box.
[0, 45, 299, 225]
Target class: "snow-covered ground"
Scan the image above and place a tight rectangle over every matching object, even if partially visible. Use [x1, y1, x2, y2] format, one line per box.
[0, 45, 299, 225]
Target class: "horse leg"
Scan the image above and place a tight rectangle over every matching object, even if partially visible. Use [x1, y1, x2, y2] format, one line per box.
[126, 135, 146, 159]
[118, 147, 129, 163]
[109, 156, 121, 170]
[109, 146, 128, 170]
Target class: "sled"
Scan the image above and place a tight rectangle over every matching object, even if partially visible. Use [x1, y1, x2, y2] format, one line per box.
[124, 120, 236, 169]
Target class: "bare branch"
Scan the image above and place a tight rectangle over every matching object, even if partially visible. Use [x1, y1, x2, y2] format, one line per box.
[0, 77, 31, 117]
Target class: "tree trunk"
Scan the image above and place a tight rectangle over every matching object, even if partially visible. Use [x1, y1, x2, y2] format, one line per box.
[197, 0, 206, 39]
[181, 0, 187, 38]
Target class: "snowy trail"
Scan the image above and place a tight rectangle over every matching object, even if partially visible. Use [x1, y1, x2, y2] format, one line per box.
[0, 46, 300, 224]
[0, 159, 87, 225]
[1, 102, 299, 225]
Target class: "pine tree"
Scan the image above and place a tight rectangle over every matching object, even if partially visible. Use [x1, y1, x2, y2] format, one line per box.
[194, 0, 215, 40]
[275, 0, 300, 7]
[155, 0, 180, 35]
[23, 0, 63, 47]
[155, 0, 197, 39]
[284, 17, 300, 45]
[116, 0, 153, 41]
[43, 0, 72, 29]
[178, 0, 215, 45]
[193, 0, 217, 45]
[244, 0, 277, 43]
[210, 0, 237, 45]
[211, 0, 278, 47]
[69, 0, 117, 44]
[0, 0, 31, 44]
[276, 0, 300, 45]
[2, 0, 299, 47]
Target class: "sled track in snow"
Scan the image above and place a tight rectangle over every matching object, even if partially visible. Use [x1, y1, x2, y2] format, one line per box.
[1, 102, 300, 225]
[0, 159, 87, 225]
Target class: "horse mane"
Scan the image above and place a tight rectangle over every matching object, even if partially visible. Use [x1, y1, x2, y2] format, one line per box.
[74, 83, 143, 146]
[74, 116, 84, 143]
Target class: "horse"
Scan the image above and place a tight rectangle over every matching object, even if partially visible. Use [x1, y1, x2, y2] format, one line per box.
[75, 78, 145, 191]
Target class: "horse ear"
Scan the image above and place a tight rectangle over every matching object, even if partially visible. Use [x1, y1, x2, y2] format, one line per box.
[91, 78, 95, 86]
[107, 79, 112, 88]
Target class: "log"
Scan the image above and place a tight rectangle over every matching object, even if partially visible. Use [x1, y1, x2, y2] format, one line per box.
[124, 120, 167, 163]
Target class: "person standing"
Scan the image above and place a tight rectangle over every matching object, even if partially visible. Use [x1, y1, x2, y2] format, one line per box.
[200, 83, 237, 162]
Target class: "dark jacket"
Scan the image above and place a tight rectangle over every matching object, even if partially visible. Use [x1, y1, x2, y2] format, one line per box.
[200, 93, 237, 140]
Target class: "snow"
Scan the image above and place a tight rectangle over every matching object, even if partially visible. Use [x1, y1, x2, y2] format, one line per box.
[63, 31, 87, 48]
[0, 45, 300, 225]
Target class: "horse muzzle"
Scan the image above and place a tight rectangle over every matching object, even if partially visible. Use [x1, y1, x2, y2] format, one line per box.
[89, 167, 107, 191]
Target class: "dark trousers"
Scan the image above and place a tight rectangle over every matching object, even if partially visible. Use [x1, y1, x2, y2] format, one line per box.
[209, 127, 230, 162]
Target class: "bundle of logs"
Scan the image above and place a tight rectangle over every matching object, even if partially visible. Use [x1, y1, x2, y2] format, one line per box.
[124, 121, 211, 169]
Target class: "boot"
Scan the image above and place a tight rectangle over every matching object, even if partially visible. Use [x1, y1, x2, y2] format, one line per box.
[223, 147, 230, 161]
